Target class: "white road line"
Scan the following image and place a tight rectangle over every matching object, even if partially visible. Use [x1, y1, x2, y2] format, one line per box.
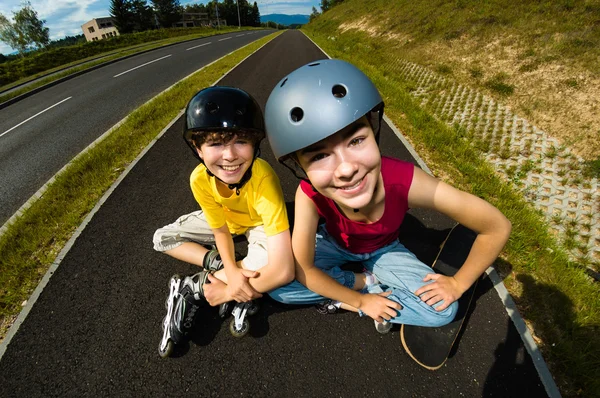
[113, 54, 172, 78]
[236, 34, 244, 37]
[218, 37, 232, 41]
[186, 42, 211, 51]
[0, 97, 72, 139]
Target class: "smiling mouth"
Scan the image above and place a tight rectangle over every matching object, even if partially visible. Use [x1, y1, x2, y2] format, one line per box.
[220, 164, 241, 172]
[338, 177, 364, 191]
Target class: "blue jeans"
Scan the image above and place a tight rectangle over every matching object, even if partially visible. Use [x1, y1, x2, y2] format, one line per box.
[269, 225, 458, 327]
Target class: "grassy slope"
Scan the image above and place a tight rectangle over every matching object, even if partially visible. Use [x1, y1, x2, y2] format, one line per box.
[330, 0, 600, 167]
[303, 0, 599, 396]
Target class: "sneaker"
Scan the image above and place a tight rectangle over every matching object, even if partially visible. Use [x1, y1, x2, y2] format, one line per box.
[315, 300, 340, 314]
[374, 320, 393, 334]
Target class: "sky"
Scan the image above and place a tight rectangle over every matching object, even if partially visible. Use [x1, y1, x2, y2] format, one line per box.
[0, 0, 321, 55]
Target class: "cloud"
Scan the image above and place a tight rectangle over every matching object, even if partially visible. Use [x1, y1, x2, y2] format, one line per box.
[1, 0, 105, 53]
[256, 1, 320, 15]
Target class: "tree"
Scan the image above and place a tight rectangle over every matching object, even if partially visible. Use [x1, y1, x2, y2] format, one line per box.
[15, 3, 49, 48]
[320, 0, 330, 13]
[251, 2, 260, 27]
[0, 1, 49, 56]
[110, 0, 135, 34]
[309, 6, 320, 22]
[151, 0, 181, 28]
[131, 0, 155, 31]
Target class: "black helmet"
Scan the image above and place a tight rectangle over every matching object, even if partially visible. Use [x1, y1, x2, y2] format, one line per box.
[183, 86, 265, 194]
[183, 86, 265, 160]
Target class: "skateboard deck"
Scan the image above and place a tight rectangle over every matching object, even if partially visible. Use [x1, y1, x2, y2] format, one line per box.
[400, 224, 478, 370]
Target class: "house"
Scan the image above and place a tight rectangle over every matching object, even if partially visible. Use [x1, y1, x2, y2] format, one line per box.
[81, 17, 120, 42]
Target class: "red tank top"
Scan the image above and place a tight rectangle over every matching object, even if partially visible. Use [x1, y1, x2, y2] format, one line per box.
[300, 157, 414, 254]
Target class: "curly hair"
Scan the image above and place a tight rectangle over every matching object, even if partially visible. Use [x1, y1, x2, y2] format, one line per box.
[191, 129, 263, 148]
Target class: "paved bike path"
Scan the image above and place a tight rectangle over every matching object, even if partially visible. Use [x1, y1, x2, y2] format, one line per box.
[0, 31, 550, 397]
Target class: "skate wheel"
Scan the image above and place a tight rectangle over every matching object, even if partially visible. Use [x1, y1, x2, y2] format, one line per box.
[169, 274, 181, 287]
[247, 303, 259, 317]
[229, 318, 249, 338]
[158, 339, 174, 358]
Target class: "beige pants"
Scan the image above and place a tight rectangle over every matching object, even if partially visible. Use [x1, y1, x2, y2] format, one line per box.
[153, 210, 268, 271]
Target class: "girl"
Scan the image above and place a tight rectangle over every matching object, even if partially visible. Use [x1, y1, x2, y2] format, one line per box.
[264, 59, 511, 332]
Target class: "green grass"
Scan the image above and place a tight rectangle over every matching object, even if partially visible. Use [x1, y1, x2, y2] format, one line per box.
[303, 2, 600, 395]
[0, 30, 282, 341]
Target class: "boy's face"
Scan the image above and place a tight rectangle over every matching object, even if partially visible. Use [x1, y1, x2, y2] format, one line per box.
[196, 134, 255, 186]
[296, 116, 382, 211]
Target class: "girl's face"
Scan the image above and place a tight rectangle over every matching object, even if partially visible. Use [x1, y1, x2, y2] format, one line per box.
[197, 135, 255, 186]
[296, 117, 382, 211]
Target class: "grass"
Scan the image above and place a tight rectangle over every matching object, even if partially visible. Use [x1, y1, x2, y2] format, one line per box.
[0, 26, 260, 105]
[324, 0, 600, 164]
[0, 30, 282, 342]
[304, 2, 600, 395]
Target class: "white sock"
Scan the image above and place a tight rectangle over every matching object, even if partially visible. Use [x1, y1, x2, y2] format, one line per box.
[364, 271, 379, 286]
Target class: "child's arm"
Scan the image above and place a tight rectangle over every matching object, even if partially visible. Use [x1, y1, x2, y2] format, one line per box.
[212, 224, 262, 303]
[232, 229, 296, 293]
[408, 167, 512, 310]
[293, 186, 400, 322]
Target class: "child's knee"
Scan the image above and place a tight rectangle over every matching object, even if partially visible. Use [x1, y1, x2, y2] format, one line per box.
[429, 300, 459, 327]
[152, 228, 183, 252]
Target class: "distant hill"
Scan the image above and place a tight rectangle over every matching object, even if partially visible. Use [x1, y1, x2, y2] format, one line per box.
[260, 14, 309, 26]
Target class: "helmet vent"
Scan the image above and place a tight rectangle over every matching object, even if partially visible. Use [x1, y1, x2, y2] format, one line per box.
[308, 62, 320, 67]
[332, 84, 347, 98]
[280, 78, 288, 87]
[290, 107, 304, 123]
[206, 102, 219, 114]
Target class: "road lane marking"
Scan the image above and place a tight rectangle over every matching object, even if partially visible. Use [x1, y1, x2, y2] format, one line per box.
[113, 55, 172, 77]
[236, 34, 244, 37]
[186, 42, 212, 51]
[218, 37, 232, 41]
[0, 97, 72, 139]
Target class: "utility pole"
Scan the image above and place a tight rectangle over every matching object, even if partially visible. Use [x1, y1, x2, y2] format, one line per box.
[215, 0, 220, 30]
[236, 0, 241, 29]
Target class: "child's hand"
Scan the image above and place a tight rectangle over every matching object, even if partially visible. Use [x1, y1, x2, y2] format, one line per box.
[414, 274, 463, 311]
[358, 291, 402, 323]
[203, 275, 230, 306]
[225, 267, 263, 303]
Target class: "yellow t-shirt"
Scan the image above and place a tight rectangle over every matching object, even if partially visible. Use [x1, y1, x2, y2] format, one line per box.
[190, 158, 289, 236]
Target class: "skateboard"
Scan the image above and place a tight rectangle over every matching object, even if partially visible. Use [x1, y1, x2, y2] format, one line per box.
[400, 224, 478, 370]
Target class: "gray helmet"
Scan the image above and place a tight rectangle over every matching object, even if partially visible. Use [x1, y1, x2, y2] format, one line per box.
[265, 59, 383, 161]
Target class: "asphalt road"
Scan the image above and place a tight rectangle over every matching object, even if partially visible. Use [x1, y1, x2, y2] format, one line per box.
[0, 31, 550, 397]
[0, 29, 273, 226]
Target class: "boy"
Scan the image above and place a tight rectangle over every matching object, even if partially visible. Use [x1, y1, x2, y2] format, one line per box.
[155, 86, 294, 356]
[264, 59, 511, 332]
